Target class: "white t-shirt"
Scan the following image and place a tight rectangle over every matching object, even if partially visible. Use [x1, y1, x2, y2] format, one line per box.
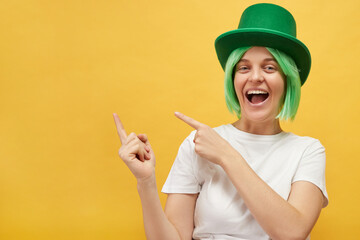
[162, 124, 328, 240]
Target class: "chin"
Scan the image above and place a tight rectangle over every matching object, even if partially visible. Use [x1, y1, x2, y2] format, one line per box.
[242, 111, 278, 123]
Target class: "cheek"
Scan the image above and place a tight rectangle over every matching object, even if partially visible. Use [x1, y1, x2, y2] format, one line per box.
[271, 76, 286, 100]
[276, 83, 285, 98]
[233, 76, 245, 100]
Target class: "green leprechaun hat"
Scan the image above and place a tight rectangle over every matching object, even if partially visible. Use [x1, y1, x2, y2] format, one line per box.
[215, 3, 311, 85]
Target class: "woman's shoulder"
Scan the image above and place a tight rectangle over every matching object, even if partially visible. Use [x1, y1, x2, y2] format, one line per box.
[281, 132, 325, 153]
[286, 132, 323, 144]
[212, 123, 232, 132]
[212, 124, 324, 148]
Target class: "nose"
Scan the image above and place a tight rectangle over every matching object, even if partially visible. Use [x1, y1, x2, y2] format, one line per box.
[249, 68, 264, 83]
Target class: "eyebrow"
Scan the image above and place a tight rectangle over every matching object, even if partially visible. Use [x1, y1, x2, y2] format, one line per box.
[239, 58, 277, 62]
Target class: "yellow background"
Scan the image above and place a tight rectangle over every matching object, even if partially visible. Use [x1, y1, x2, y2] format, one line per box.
[0, 0, 359, 239]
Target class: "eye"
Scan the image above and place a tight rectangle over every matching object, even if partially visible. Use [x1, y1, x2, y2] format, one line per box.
[237, 65, 249, 72]
[264, 65, 277, 72]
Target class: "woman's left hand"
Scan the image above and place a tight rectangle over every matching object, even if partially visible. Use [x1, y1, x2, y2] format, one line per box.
[174, 112, 239, 166]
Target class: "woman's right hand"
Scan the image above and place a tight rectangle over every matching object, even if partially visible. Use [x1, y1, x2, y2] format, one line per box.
[113, 113, 156, 182]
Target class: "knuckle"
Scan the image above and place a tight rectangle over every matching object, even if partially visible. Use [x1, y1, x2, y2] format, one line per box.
[118, 149, 125, 159]
[126, 133, 137, 143]
[194, 145, 200, 153]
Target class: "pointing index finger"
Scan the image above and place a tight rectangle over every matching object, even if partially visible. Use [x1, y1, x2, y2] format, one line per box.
[174, 112, 202, 130]
[113, 113, 127, 143]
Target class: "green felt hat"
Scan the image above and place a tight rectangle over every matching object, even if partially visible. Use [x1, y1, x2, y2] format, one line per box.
[215, 3, 311, 85]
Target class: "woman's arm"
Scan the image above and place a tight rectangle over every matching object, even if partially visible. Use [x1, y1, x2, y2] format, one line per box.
[113, 114, 195, 240]
[221, 152, 324, 240]
[137, 176, 197, 240]
[164, 193, 198, 240]
[174, 112, 325, 240]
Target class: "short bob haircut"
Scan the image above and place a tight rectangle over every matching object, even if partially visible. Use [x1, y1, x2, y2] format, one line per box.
[224, 46, 301, 121]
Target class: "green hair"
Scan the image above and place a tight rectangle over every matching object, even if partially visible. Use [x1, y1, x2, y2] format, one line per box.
[224, 47, 301, 121]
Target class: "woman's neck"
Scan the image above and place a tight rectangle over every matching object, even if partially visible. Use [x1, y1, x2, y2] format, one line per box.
[232, 117, 282, 135]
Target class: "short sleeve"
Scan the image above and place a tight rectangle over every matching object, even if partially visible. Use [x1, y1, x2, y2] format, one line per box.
[161, 131, 200, 194]
[292, 139, 329, 207]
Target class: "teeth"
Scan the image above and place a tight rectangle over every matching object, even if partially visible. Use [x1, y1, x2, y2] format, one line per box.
[247, 90, 268, 95]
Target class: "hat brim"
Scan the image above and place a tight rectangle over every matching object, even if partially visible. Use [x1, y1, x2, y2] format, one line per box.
[215, 28, 311, 85]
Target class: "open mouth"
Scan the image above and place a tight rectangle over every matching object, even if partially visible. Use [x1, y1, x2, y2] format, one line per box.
[246, 90, 269, 104]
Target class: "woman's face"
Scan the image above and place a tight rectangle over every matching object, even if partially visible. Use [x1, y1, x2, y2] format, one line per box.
[234, 47, 285, 122]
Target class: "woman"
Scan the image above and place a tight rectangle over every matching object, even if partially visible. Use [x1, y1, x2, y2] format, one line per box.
[113, 3, 328, 240]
